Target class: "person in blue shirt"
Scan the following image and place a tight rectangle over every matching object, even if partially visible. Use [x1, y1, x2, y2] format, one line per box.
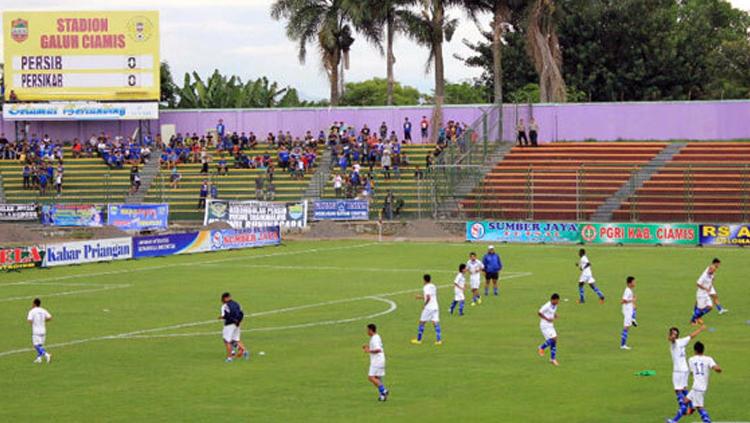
[482, 245, 503, 297]
[216, 119, 225, 139]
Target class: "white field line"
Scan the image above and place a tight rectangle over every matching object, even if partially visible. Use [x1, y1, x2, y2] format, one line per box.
[0, 271, 532, 358]
[197, 263, 466, 274]
[0, 284, 131, 303]
[123, 296, 398, 339]
[0, 242, 379, 288]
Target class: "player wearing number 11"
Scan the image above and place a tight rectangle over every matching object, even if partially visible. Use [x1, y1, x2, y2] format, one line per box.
[667, 341, 722, 423]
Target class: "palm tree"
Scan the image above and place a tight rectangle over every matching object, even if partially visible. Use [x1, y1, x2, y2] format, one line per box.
[400, 0, 460, 142]
[525, 0, 566, 102]
[271, 0, 359, 106]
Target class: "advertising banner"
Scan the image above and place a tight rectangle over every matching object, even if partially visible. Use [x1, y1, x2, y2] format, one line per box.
[313, 200, 369, 221]
[132, 231, 210, 258]
[466, 221, 581, 243]
[44, 237, 132, 267]
[41, 204, 105, 227]
[107, 203, 168, 231]
[208, 227, 281, 251]
[699, 224, 750, 246]
[0, 203, 39, 221]
[579, 223, 698, 245]
[3, 11, 160, 101]
[0, 246, 44, 271]
[204, 199, 307, 229]
[3, 102, 159, 121]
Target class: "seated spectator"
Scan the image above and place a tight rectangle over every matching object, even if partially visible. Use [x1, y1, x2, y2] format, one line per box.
[72, 139, 83, 158]
[217, 157, 229, 175]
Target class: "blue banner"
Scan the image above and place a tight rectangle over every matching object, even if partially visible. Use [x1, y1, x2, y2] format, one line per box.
[209, 227, 281, 251]
[132, 232, 210, 258]
[41, 204, 105, 227]
[699, 224, 750, 246]
[107, 204, 169, 231]
[467, 221, 581, 243]
[313, 200, 369, 221]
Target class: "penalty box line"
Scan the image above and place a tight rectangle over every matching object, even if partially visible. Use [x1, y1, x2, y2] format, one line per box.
[0, 271, 532, 358]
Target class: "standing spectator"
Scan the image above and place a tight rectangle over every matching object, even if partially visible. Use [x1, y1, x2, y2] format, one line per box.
[22, 165, 31, 189]
[198, 180, 209, 209]
[55, 171, 63, 197]
[170, 166, 181, 189]
[210, 182, 218, 199]
[216, 119, 226, 140]
[266, 181, 276, 201]
[383, 190, 394, 220]
[333, 173, 344, 198]
[516, 119, 529, 146]
[379, 122, 388, 140]
[200, 155, 209, 174]
[266, 163, 275, 183]
[403, 117, 412, 143]
[529, 117, 539, 147]
[381, 149, 392, 180]
[255, 175, 265, 200]
[130, 170, 141, 195]
[38, 170, 48, 195]
[420, 116, 429, 142]
[414, 166, 424, 180]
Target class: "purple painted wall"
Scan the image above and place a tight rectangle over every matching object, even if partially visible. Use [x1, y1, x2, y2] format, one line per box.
[2, 101, 749, 143]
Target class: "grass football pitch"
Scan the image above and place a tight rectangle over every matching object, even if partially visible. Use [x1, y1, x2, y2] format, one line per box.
[0, 240, 747, 422]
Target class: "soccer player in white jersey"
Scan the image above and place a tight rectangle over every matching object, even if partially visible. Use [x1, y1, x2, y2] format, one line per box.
[411, 274, 443, 345]
[363, 323, 389, 401]
[27, 298, 52, 363]
[666, 324, 706, 422]
[576, 249, 605, 304]
[619, 276, 637, 350]
[450, 263, 467, 316]
[667, 342, 722, 423]
[466, 252, 484, 306]
[537, 293, 560, 366]
[690, 258, 720, 325]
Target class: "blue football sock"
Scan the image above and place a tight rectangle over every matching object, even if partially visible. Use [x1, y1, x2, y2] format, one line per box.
[698, 408, 710, 423]
[620, 328, 629, 346]
[672, 404, 687, 422]
[632, 309, 637, 319]
[493, 287, 498, 296]
[484, 287, 489, 296]
[578, 285, 585, 302]
[378, 384, 386, 394]
[449, 301, 457, 314]
[702, 307, 712, 317]
[690, 307, 703, 323]
[34, 345, 46, 357]
[459, 300, 465, 314]
[591, 284, 605, 299]
[417, 323, 425, 341]
[539, 339, 550, 350]
[675, 390, 685, 405]
[435, 323, 442, 341]
[550, 339, 557, 360]
[716, 303, 724, 312]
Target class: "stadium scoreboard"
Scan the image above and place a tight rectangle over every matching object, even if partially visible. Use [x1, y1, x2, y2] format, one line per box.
[3, 11, 160, 101]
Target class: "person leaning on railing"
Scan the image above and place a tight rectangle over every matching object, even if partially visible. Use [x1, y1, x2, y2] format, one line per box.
[529, 117, 539, 147]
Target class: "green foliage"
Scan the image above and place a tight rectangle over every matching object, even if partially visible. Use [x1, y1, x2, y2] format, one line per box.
[443, 81, 489, 104]
[159, 61, 179, 108]
[340, 78, 422, 106]
[176, 70, 299, 109]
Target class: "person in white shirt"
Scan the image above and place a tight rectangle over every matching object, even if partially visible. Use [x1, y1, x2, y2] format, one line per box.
[704, 258, 727, 315]
[411, 274, 443, 345]
[27, 298, 52, 363]
[449, 263, 467, 316]
[537, 293, 560, 366]
[690, 258, 720, 324]
[668, 342, 722, 423]
[667, 324, 706, 422]
[619, 277, 637, 350]
[363, 323, 389, 401]
[576, 249, 605, 304]
[466, 252, 484, 306]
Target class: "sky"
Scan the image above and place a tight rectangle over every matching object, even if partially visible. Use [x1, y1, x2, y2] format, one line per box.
[2, 0, 750, 100]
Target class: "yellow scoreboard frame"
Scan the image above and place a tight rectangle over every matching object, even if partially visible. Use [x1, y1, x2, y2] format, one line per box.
[3, 11, 160, 101]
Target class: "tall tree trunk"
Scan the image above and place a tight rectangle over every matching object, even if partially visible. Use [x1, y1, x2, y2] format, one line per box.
[491, 1, 510, 104]
[328, 50, 340, 106]
[527, 0, 566, 103]
[339, 59, 345, 98]
[386, 14, 396, 106]
[431, 2, 445, 145]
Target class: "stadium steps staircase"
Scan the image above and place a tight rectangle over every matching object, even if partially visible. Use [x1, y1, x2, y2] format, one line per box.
[0, 174, 6, 203]
[435, 141, 515, 219]
[590, 142, 686, 222]
[304, 146, 333, 200]
[125, 151, 161, 204]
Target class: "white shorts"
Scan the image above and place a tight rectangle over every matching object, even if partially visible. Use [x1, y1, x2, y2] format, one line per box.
[579, 273, 595, 284]
[623, 307, 634, 327]
[709, 287, 717, 296]
[454, 291, 465, 301]
[697, 295, 713, 309]
[687, 389, 705, 408]
[222, 324, 240, 343]
[32, 334, 46, 346]
[540, 324, 557, 340]
[368, 362, 386, 377]
[672, 371, 689, 390]
[470, 275, 482, 290]
[420, 308, 440, 323]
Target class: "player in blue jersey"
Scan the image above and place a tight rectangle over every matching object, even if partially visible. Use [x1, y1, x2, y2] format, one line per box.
[482, 246, 502, 297]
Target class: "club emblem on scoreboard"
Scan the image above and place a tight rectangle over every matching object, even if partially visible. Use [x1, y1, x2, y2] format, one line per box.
[10, 18, 29, 43]
[127, 16, 154, 42]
